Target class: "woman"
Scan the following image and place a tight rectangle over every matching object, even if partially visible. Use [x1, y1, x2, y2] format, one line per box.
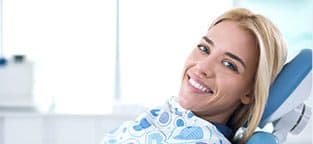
[101, 8, 287, 144]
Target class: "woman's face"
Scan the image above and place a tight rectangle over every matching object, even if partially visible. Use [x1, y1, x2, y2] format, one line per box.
[178, 20, 259, 124]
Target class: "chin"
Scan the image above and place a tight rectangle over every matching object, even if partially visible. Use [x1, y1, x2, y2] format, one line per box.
[178, 73, 195, 109]
[178, 93, 191, 109]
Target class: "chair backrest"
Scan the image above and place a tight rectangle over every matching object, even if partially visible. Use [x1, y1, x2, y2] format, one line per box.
[260, 48, 312, 127]
[246, 49, 312, 144]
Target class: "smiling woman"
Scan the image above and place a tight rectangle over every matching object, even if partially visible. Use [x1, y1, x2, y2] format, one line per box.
[101, 8, 287, 144]
[178, 20, 259, 125]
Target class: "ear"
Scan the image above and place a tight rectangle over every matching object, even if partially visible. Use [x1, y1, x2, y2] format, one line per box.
[241, 90, 253, 104]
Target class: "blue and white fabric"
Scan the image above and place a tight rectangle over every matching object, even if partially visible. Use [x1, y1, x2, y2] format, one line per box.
[101, 97, 231, 144]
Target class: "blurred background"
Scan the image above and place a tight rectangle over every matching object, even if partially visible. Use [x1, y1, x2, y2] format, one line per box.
[0, 0, 311, 143]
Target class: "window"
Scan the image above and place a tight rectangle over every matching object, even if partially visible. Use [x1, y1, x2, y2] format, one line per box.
[3, 0, 116, 114]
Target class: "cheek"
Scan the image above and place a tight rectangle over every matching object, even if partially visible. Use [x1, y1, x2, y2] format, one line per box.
[216, 73, 247, 100]
[182, 51, 198, 75]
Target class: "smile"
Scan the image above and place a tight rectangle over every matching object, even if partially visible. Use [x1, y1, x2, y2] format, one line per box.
[188, 77, 214, 94]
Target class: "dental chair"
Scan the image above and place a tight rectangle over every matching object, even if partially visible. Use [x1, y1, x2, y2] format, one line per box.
[234, 49, 312, 144]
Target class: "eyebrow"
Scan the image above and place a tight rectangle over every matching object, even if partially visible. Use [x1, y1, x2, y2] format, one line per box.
[225, 52, 246, 68]
[202, 36, 214, 46]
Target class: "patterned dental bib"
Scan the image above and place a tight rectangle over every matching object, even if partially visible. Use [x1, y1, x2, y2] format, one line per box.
[101, 97, 232, 144]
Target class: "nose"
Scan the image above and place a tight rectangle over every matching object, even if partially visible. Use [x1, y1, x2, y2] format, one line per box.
[196, 56, 216, 78]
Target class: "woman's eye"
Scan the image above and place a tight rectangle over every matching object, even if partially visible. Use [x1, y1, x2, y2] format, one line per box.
[197, 44, 210, 54]
[222, 60, 238, 72]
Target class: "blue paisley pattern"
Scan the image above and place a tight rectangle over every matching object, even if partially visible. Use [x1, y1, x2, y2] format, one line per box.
[101, 97, 231, 144]
[173, 126, 204, 140]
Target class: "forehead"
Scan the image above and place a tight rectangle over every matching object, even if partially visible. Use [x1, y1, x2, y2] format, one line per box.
[206, 20, 258, 63]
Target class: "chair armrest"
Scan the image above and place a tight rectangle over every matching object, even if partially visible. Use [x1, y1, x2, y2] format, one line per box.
[247, 131, 278, 144]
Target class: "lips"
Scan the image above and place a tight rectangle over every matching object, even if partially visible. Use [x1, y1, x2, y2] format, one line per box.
[187, 75, 214, 94]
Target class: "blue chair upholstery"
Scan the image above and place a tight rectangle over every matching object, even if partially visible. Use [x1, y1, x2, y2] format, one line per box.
[260, 49, 312, 126]
[247, 49, 312, 144]
[247, 131, 278, 144]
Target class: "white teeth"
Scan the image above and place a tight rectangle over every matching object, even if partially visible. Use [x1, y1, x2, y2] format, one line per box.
[196, 83, 200, 88]
[188, 78, 212, 93]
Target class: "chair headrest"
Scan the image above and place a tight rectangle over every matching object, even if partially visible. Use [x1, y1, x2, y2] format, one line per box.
[259, 49, 312, 127]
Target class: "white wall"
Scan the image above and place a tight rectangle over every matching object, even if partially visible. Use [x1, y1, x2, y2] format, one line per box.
[0, 113, 136, 144]
[0, 112, 311, 144]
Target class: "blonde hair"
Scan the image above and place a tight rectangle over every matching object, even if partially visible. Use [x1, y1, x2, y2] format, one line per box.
[209, 8, 287, 143]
